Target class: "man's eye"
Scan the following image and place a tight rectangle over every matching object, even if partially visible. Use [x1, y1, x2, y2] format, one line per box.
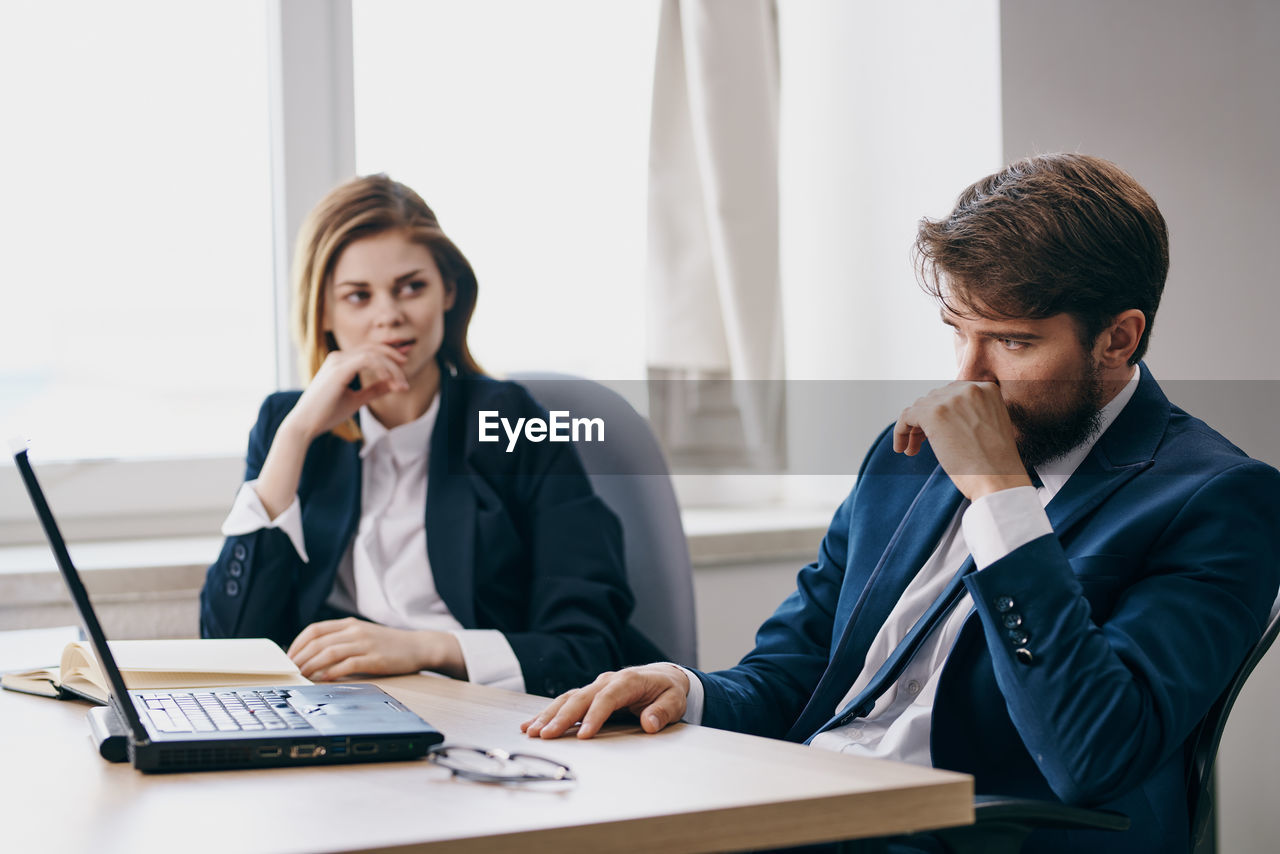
[999, 338, 1027, 350]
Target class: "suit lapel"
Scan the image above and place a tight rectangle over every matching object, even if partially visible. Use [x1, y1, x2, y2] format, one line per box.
[1044, 363, 1168, 536]
[426, 370, 477, 627]
[785, 465, 965, 741]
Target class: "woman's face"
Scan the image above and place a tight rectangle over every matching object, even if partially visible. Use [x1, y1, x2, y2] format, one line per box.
[323, 230, 455, 392]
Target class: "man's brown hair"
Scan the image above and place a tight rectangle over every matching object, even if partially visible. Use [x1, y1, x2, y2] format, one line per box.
[915, 153, 1169, 364]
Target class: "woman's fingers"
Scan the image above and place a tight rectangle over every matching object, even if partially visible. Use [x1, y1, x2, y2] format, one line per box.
[296, 641, 364, 680]
[288, 617, 359, 669]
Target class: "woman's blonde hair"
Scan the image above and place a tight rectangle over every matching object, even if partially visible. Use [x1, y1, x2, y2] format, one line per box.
[292, 174, 482, 441]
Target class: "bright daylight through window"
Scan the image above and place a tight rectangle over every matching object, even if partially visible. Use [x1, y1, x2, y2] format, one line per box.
[0, 1, 275, 464]
[350, 0, 657, 382]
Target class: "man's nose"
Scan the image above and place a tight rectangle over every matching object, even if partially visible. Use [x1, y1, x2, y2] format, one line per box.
[956, 344, 995, 383]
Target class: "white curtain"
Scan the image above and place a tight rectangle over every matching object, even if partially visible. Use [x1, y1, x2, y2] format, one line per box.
[646, 0, 783, 451]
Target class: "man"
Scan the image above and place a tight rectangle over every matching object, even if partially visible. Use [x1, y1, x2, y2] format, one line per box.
[522, 154, 1280, 853]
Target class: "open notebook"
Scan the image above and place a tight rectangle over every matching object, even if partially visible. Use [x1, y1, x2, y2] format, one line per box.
[2, 637, 310, 704]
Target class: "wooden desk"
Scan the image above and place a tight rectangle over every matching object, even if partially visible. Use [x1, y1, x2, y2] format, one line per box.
[0, 675, 972, 853]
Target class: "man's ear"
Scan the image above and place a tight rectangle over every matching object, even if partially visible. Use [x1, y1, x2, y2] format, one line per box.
[1094, 309, 1146, 368]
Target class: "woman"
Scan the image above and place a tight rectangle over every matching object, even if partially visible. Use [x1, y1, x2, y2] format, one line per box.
[200, 174, 644, 698]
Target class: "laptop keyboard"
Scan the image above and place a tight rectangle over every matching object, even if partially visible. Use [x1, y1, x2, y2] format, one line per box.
[137, 689, 315, 734]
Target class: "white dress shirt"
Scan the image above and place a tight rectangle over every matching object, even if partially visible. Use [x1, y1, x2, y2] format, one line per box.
[683, 368, 1140, 765]
[220, 396, 525, 692]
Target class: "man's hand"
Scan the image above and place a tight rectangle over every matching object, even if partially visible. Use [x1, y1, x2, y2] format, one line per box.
[893, 381, 1032, 500]
[287, 617, 465, 681]
[521, 664, 691, 740]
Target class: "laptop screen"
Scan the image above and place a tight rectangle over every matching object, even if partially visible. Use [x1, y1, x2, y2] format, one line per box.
[11, 448, 150, 744]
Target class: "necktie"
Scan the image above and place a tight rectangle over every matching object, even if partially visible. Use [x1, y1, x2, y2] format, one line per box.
[807, 556, 976, 742]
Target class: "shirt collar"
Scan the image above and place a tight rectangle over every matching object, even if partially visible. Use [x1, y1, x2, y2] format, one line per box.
[358, 392, 441, 467]
[1035, 366, 1140, 498]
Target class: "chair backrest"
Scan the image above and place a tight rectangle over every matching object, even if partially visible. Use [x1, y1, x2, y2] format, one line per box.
[509, 372, 698, 667]
[1186, 598, 1280, 851]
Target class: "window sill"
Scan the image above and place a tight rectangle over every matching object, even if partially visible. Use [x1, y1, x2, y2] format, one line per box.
[0, 504, 829, 610]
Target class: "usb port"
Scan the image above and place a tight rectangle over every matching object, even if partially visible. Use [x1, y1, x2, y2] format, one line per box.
[257, 746, 282, 758]
[289, 744, 326, 759]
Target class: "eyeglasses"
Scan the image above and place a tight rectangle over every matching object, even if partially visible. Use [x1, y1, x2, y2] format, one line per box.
[427, 744, 575, 785]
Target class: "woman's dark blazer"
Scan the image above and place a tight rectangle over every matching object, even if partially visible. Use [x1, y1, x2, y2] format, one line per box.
[200, 369, 638, 697]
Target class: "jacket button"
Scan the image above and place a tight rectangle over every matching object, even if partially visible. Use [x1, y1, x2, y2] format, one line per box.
[1002, 612, 1024, 629]
[225, 579, 240, 597]
[1014, 648, 1034, 665]
[233, 544, 247, 561]
[228, 560, 243, 577]
[994, 596, 1015, 613]
[1008, 629, 1030, 646]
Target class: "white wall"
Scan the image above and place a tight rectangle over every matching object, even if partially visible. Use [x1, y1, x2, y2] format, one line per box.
[775, 0, 1002, 507]
[1000, 2, 1280, 851]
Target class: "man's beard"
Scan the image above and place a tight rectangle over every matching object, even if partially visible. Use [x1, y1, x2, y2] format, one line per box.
[1005, 359, 1106, 471]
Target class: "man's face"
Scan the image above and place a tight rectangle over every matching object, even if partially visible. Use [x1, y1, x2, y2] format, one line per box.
[943, 308, 1104, 469]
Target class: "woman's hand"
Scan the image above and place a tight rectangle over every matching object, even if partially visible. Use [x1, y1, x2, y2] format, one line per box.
[287, 617, 467, 681]
[252, 344, 409, 519]
[284, 344, 411, 443]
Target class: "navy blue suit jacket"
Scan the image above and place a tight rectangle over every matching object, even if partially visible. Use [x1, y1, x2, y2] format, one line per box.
[691, 366, 1280, 853]
[200, 371, 644, 698]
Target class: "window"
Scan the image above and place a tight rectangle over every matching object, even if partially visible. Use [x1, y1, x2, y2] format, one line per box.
[350, 0, 658, 381]
[0, 0, 275, 462]
[0, 1, 274, 543]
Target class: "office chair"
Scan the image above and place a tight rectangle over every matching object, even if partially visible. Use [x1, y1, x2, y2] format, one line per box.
[931, 600, 1280, 854]
[509, 372, 699, 668]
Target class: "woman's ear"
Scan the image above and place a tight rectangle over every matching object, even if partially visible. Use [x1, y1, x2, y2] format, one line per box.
[1094, 309, 1146, 368]
[443, 281, 457, 312]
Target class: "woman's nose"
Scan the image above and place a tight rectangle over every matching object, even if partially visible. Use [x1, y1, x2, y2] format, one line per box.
[371, 292, 405, 326]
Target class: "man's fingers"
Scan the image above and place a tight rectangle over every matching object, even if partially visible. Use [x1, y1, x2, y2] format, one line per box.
[521, 691, 572, 734]
[636, 687, 687, 734]
[576, 686, 633, 738]
[525, 666, 690, 740]
[526, 688, 595, 739]
[893, 403, 929, 457]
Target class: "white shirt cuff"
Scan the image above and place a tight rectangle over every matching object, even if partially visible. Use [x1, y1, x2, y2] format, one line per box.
[672, 664, 704, 725]
[220, 480, 310, 564]
[450, 629, 525, 693]
[962, 485, 1052, 570]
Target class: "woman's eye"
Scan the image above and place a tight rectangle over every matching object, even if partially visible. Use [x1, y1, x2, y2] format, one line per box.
[399, 280, 427, 296]
[343, 291, 370, 304]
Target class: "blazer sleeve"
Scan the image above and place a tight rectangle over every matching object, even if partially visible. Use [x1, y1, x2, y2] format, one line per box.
[963, 459, 1280, 805]
[199, 394, 308, 650]
[474, 384, 635, 698]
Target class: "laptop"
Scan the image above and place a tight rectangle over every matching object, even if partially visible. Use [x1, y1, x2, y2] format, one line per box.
[11, 445, 444, 773]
